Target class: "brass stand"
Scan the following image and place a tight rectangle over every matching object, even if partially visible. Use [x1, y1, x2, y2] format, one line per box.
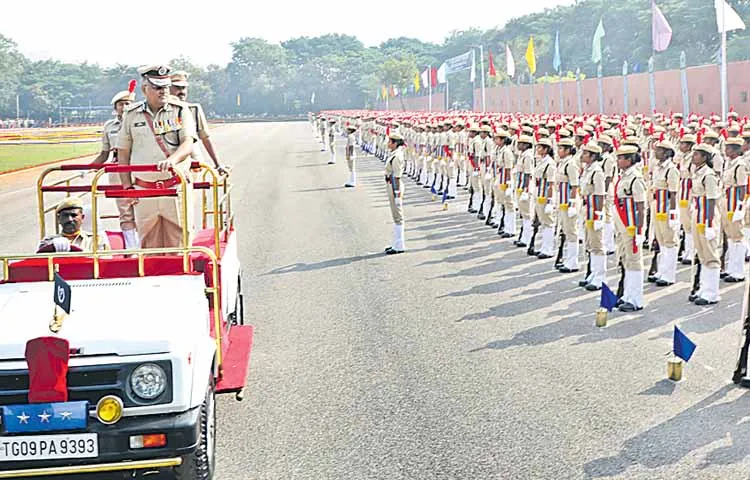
[595, 308, 608, 327]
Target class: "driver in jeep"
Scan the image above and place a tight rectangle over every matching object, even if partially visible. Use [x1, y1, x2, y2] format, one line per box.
[36, 197, 111, 253]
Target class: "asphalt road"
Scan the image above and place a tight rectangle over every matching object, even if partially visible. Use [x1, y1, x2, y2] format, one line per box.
[2, 122, 750, 479]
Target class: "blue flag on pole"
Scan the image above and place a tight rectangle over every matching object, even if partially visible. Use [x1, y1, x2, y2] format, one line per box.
[600, 283, 618, 312]
[53, 272, 71, 314]
[553, 30, 562, 72]
[673, 326, 696, 362]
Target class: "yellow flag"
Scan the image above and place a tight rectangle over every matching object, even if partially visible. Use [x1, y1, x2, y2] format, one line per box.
[236, 93, 241, 106]
[525, 36, 536, 76]
[414, 71, 420, 93]
[381, 85, 388, 99]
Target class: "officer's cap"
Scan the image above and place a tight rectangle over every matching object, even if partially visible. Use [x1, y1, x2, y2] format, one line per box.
[725, 137, 744, 147]
[137, 64, 172, 87]
[110, 90, 135, 105]
[694, 144, 716, 156]
[557, 138, 575, 147]
[480, 125, 492, 133]
[703, 130, 719, 140]
[615, 145, 639, 156]
[536, 137, 553, 148]
[494, 129, 509, 138]
[517, 134, 535, 146]
[680, 133, 697, 144]
[597, 134, 613, 146]
[389, 132, 404, 141]
[582, 142, 602, 154]
[170, 70, 190, 87]
[56, 196, 84, 213]
[655, 141, 675, 153]
[558, 128, 572, 138]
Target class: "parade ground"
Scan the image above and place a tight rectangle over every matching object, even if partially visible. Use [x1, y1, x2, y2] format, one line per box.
[2, 121, 749, 479]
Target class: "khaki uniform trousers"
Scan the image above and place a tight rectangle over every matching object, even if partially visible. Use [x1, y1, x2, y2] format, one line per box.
[518, 189, 532, 220]
[387, 184, 404, 225]
[585, 220, 605, 256]
[652, 201, 680, 248]
[133, 178, 194, 249]
[721, 200, 744, 242]
[534, 198, 556, 228]
[692, 215, 721, 269]
[616, 230, 643, 271]
[679, 199, 693, 235]
[559, 204, 578, 243]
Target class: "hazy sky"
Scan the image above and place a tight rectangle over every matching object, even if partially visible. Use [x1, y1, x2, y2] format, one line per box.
[0, 0, 573, 67]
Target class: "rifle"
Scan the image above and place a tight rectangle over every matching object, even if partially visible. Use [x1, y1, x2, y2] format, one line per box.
[689, 254, 702, 300]
[648, 239, 660, 280]
[527, 211, 540, 256]
[732, 260, 750, 384]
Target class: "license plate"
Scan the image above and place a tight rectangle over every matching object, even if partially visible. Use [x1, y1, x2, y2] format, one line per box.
[0, 433, 97, 462]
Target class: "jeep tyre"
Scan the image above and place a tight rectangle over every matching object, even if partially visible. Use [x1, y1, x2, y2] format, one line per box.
[174, 381, 216, 480]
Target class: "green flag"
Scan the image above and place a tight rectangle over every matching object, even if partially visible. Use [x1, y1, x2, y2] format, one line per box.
[592, 17, 605, 64]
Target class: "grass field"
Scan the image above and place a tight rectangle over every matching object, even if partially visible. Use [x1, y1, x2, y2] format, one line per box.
[0, 143, 100, 172]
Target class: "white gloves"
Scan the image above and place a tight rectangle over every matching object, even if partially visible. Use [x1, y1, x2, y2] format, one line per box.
[705, 227, 717, 241]
[544, 203, 554, 215]
[52, 237, 71, 252]
[668, 209, 680, 229]
[567, 207, 577, 218]
[471, 171, 479, 177]
[734, 205, 745, 223]
[520, 192, 529, 202]
[635, 234, 646, 246]
[594, 220, 604, 231]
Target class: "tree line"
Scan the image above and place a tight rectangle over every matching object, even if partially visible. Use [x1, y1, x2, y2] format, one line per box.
[1, 0, 749, 119]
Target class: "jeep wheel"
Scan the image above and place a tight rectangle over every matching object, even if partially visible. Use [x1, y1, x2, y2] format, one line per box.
[174, 382, 216, 480]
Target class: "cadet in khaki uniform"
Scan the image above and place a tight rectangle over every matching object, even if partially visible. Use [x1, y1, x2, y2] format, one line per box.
[345, 125, 358, 187]
[37, 197, 111, 253]
[515, 135, 536, 247]
[91, 87, 139, 249]
[579, 142, 607, 290]
[555, 138, 580, 272]
[327, 119, 337, 164]
[116, 64, 198, 249]
[385, 132, 406, 254]
[721, 137, 747, 282]
[690, 144, 722, 305]
[677, 134, 697, 263]
[648, 140, 681, 286]
[169, 71, 228, 176]
[613, 145, 647, 312]
[532, 138, 557, 259]
[496, 130, 517, 238]
[599, 135, 618, 254]
[467, 125, 483, 213]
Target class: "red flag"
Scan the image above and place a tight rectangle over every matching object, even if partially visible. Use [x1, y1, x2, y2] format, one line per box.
[25, 337, 70, 403]
[430, 68, 438, 88]
[488, 50, 497, 77]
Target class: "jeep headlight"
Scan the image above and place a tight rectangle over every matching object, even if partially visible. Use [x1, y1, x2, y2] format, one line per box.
[130, 363, 167, 400]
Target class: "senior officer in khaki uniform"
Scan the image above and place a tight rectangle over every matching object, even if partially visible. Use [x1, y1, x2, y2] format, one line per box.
[169, 70, 229, 176]
[116, 64, 198, 249]
[385, 132, 406, 254]
[91, 87, 139, 249]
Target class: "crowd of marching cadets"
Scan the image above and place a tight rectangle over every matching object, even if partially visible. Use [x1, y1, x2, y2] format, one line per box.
[311, 110, 750, 313]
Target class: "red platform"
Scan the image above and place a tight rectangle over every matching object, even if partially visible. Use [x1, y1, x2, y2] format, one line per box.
[215, 325, 254, 394]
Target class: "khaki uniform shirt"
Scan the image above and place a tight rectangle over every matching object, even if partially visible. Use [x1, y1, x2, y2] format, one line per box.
[39, 231, 111, 252]
[187, 102, 210, 141]
[535, 155, 556, 199]
[101, 118, 121, 157]
[652, 160, 680, 192]
[614, 166, 647, 234]
[581, 163, 606, 197]
[723, 156, 747, 189]
[116, 99, 198, 182]
[385, 147, 404, 178]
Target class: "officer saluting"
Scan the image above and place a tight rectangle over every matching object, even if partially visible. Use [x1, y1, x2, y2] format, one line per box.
[116, 64, 199, 249]
[384, 132, 406, 254]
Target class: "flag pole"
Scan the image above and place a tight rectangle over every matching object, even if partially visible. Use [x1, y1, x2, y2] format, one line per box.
[480, 45, 486, 112]
[721, 0, 728, 122]
[428, 65, 433, 113]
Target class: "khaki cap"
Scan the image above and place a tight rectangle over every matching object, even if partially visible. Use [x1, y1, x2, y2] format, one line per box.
[694, 144, 716, 155]
[536, 137, 553, 148]
[110, 90, 135, 105]
[615, 145, 639, 156]
[494, 129, 509, 138]
[170, 70, 190, 87]
[597, 134, 613, 146]
[557, 138, 575, 147]
[517, 134, 535, 145]
[389, 132, 403, 141]
[726, 137, 744, 147]
[655, 141, 675, 152]
[583, 142, 603, 154]
[56, 196, 84, 213]
[680, 134, 697, 143]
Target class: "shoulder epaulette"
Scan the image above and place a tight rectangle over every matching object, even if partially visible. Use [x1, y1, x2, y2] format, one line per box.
[124, 100, 144, 112]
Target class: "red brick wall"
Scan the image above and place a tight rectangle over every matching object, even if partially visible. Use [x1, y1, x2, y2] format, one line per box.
[469, 60, 750, 116]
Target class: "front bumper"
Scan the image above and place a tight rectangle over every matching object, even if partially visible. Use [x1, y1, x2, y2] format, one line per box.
[0, 405, 200, 478]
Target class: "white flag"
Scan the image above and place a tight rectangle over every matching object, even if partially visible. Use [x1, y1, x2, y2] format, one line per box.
[437, 63, 447, 84]
[470, 50, 476, 83]
[310, 92, 315, 104]
[716, 0, 746, 33]
[421, 68, 429, 88]
[506, 45, 515, 78]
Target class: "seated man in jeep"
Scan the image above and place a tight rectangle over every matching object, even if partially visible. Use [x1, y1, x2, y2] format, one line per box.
[37, 197, 111, 253]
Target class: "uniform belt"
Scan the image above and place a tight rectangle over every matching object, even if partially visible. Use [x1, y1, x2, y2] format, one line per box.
[134, 176, 180, 189]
